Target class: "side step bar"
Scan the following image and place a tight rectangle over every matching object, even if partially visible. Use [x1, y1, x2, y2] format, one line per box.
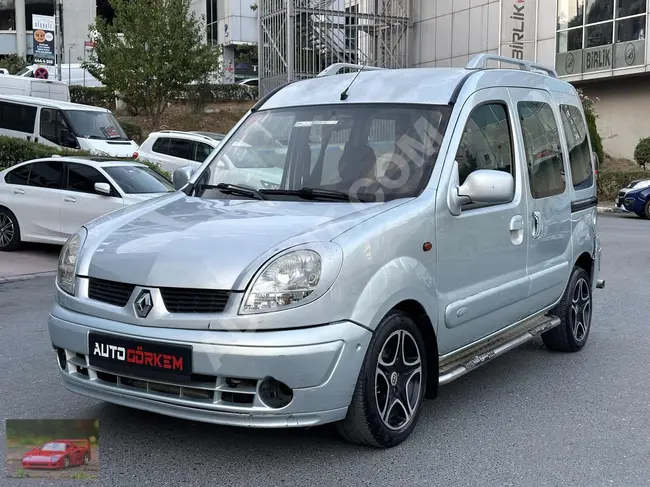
[439, 315, 561, 386]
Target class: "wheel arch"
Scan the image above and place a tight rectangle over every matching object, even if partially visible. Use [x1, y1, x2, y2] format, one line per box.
[574, 251, 594, 282]
[390, 299, 439, 400]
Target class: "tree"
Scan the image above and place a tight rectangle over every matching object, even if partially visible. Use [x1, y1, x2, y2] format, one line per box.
[84, 0, 218, 128]
[634, 137, 650, 170]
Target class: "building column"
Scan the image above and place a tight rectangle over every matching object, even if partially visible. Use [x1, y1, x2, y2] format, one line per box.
[222, 44, 235, 83]
[15, 0, 27, 59]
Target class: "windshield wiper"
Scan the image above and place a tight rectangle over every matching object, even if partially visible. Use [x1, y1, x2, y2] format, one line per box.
[199, 183, 268, 200]
[260, 187, 370, 202]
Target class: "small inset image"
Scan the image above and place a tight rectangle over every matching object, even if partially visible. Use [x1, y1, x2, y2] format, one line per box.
[5, 419, 99, 480]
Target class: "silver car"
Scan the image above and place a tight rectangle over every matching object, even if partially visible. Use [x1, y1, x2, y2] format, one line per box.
[48, 55, 604, 448]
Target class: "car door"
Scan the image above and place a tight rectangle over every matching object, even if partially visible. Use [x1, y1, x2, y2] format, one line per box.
[3, 161, 65, 241]
[59, 162, 125, 236]
[435, 88, 530, 354]
[508, 88, 572, 314]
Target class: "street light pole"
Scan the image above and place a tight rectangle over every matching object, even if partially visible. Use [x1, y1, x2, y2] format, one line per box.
[54, 0, 63, 80]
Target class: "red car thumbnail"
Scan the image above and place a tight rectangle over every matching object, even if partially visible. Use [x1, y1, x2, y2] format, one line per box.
[21, 439, 91, 470]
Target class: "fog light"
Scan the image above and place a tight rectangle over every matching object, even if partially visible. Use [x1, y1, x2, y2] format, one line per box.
[56, 347, 66, 370]
[258, 377, 293, 409]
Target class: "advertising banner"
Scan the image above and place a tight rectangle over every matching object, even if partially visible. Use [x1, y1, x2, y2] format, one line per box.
[500, 0, 537, 61]
[32, 14, 56, 66]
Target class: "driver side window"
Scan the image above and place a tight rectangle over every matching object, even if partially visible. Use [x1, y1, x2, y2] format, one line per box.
[40, 109, 72, 146]
[456, 102, 515, 190]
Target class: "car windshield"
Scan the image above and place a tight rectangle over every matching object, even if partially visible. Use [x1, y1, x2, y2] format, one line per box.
[104, 166, 174, 194]
[195, 104, 451, 202]
[41, 442, 66, 451]
[64, 110, 129, 141]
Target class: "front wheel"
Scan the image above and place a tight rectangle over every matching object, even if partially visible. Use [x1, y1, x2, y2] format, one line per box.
[642, 199, 650, 219]
[336, 310, 427, 448]
[63, 456, 70, 469]
[542, 266, 592, 352]
[0, 208, 21, 251]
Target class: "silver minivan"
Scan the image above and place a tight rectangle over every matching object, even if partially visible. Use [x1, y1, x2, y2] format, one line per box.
[47, 55, 604, 448]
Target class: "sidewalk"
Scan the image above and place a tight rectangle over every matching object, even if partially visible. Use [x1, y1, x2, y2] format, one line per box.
[0, 245, 59, 282]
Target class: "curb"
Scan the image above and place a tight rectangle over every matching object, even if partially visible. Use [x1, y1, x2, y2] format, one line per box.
[0, 271, 57, 284]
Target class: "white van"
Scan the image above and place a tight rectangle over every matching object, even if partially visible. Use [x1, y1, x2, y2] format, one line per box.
[0, 74, 71, 102]
[15, 64, 103, 88]
[0, 95, 138, 157]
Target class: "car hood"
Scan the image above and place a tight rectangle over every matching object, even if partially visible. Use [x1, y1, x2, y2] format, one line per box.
[81, 192, 407, 290]
[123, 192, 172, 203]
[79, 139, 139, 157]
[23, 453, 62, 461]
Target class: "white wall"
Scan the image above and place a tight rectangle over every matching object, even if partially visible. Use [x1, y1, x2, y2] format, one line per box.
[62, 0, 96, 64]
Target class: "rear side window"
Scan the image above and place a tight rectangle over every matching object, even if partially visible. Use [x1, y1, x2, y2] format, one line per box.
[456, 103, 514, 186]
[166, 138, 194, 160]
[559, 104, 594, 190]
[193, 142, 214, 162]
[0, 101, 37, 133]
[66, 163, 112, 194]
[151, 137, 170, 154]
[518, 101, 566, 199]
[28, 161, 63, 189]
[5, 164, 31, 185]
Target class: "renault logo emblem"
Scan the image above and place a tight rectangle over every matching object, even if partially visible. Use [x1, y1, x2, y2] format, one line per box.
[134, 290, 153, 318]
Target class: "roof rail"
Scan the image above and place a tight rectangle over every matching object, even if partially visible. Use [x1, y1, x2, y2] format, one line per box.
[465, 54, 558, 78]
[157, 129, 214, 142]
[317, 63, 387, 77]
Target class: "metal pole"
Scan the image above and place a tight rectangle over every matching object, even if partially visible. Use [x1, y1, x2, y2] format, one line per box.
[68, 46, 71, 81]
[286, 0, 294, 83]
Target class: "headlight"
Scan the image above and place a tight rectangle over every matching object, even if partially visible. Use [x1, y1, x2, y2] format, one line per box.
[634, 180, 650, 190]
[57, 228, 87, 296]
[260, 179, 280, 189]
[240, 245, 342, 314]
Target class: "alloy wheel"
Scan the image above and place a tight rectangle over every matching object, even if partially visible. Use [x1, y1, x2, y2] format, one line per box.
[571, 277, 591, 342]
[0, 214, 14, 248]
[375, 329, 423, 431]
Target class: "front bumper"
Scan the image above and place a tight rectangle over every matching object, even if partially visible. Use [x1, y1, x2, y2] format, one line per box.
[48, 302, 372, 428]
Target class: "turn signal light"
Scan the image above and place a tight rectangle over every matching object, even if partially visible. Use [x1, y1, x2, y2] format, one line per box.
[132, 152, 139, 159]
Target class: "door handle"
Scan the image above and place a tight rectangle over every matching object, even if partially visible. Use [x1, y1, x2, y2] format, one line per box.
[532, 211, 542, 239]
[64, 196, 77, 203]
[509, 215, 524, 231]
[13, 189, 25, 195]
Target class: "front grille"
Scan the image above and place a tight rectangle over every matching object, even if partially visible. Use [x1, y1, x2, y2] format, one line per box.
[58, 349, 257, 408]
[160, 287, 230, 313]
[88, 278, 135, 307]
[618, 191, 626, 198]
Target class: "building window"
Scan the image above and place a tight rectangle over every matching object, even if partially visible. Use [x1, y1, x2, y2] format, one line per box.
[0, 7, 16, 30]
[26, 1, 56, 29]
[206, 0, 218, 46]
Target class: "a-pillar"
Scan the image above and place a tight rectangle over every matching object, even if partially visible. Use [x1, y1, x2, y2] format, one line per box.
[15, 0, 27, 59]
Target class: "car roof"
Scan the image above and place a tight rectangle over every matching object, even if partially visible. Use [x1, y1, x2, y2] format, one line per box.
[6, 156, 145, 170]
[148, 130, 221, 144]
[0, 94, 109, 112]
[259, 65, 578, 110]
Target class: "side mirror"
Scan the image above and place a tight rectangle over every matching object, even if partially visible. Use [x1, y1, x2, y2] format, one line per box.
[172, 165, 195, 190]
[448, 163, 515, 216]
[215, 159, 228, 170]
[94, 182, 111, 195]
[59, 128, 76, 148]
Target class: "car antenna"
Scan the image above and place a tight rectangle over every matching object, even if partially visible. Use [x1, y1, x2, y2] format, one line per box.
[340, 64, 367, 101]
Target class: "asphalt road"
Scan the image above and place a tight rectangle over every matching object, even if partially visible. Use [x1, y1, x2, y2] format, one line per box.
[1, 214, 648, 487]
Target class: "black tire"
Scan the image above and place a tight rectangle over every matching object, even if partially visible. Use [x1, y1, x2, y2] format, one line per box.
[0, 207, 21, 251]
[63, 456, 70, 469]
[336, 310, 428, 448]
[542, 266, 592, 352]
[643, 199, 650, 219]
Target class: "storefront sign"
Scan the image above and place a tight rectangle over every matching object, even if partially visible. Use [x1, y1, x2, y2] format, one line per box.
[613, 39, 645, 69]
[501, 0, 537, 60]
[556, 39, 645, 76]
[555, 49, 583, 76]
[583, 45, 612, 72]
[32, 14, 55, 66]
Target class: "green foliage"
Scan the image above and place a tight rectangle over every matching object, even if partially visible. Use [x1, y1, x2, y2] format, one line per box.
[69, 85, 115, 108]
[183, 83, 257, 112]
[577, 88, 605, 165]
[597, 170, 649, 201]
[16, 467, 23, 478]
[0, 54, 27, 74]
[0, 136, 169, 180]
[117, 119, 145, 144]
[633, 137, 650, 170]
[84, 0, 219, 128]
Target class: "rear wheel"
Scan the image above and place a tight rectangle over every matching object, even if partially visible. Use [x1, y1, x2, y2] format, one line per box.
[643, 199, 650, 219]
[336, 310, 427, 448]
[63, 456, 70, 469]
[0, 208, 21, 251]
[542, 266, 592, 352]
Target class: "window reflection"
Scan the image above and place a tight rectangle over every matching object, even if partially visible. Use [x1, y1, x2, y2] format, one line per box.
[616, 16, 645, 42]
[558, 0, 585, 29]
[616, 0, 645, 18]
[557, 28, 584, 52]
[585, 22, 613, 47]
[586, 0, 613, 23]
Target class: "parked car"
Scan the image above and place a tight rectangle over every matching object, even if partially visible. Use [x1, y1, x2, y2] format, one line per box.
[15, 63, 103, 87]
[0, 74, 70, 102]
[135, 130, 225, 174]
[615, 178, 650, 217]
[21, 439, 91, 469]
[0, 156, 173, 251]
[47, 55, 604, 448]
[0, 95, 139, 157]
[238, 78, 258, 87]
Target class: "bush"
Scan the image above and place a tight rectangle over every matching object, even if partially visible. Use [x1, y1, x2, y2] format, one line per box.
[577, 89, 605, 165]
[181, 83, 258, 107]
[633, 137, 650, 170]
[597, 170, 649, 201]
[69, 86, 115, 108]
[0, 136, 169, 179]
[117, 119, 145, 144]
[0, 54, 27, 75]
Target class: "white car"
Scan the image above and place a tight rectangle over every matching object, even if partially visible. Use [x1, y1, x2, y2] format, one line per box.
[0, 156, 174, 251]
[135, 130, 225, 174]
[208, 140, 283, 189]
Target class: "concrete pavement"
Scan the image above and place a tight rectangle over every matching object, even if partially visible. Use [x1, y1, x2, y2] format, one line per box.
[0, 243, 60, 282]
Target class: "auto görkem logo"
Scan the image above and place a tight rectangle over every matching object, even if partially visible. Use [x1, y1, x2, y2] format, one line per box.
[92, 342, 185, 371]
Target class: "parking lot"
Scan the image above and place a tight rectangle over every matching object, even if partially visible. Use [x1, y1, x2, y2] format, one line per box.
[0, 213, 648, 486]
